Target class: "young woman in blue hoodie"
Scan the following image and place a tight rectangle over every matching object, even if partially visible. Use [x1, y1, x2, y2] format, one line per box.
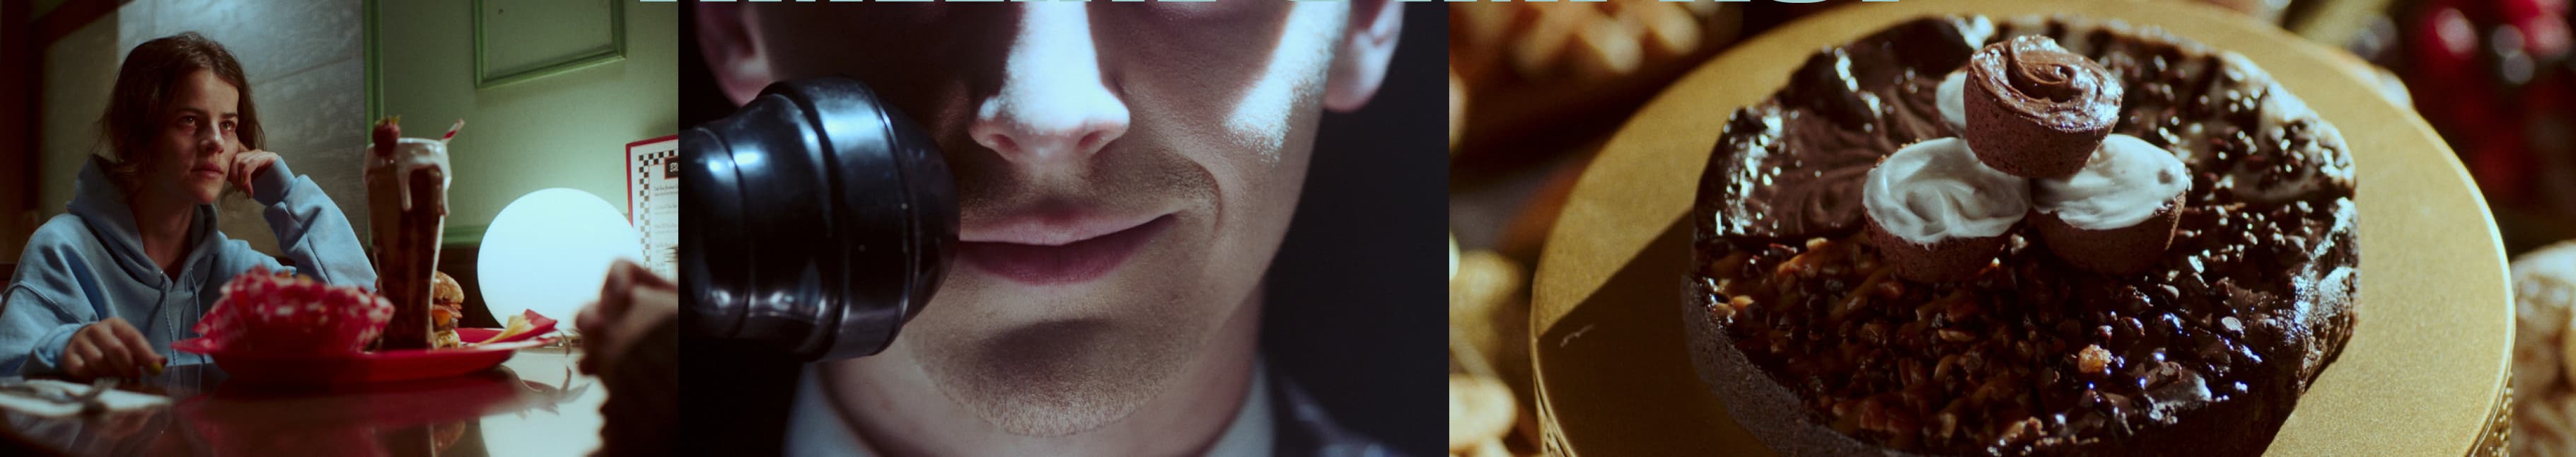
[0, 33, 376, 380]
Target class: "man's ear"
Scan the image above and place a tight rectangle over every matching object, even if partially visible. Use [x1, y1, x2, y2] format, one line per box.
[695, 4, 774, 107]
[1324, 0, 1400, 112]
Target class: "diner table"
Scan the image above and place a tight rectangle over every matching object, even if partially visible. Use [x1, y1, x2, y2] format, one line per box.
[0, 344, 600, 456]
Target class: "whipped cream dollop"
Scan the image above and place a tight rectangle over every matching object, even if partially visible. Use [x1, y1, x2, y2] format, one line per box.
[1950, 16, 1995, 50]
[2034, 134, 2190, 230]
[1938, 69, 1968, 133]
[1864, 138, 2030, 245]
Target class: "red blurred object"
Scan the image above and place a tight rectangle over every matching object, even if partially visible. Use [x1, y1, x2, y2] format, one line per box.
[2470, 139, 2541, 202]
[173, 327, 555, 385]
[2402, 0, 2576, 207]
[2504, 0, 2570, 22]
[2517, 13, 2572, 58]
[2410, 7, 2488, 125]
[2425, 6, 2480, 65]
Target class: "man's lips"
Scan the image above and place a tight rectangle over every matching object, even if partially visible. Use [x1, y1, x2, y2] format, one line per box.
[956, 214, 1175, 286]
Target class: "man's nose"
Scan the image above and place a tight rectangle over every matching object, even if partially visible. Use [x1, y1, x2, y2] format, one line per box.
[968, 3, 1129, 166]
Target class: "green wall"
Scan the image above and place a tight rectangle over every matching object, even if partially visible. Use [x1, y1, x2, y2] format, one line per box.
[369, 0, 677, 241]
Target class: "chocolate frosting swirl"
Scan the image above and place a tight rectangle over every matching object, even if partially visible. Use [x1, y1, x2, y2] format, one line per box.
[1970, 35, 2122, 131]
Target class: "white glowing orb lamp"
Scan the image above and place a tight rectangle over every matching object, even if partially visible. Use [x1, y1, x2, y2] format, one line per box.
[477, 188, 643, 332]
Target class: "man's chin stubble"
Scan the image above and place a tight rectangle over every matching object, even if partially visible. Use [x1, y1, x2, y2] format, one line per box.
[921, 318, 1196, 436]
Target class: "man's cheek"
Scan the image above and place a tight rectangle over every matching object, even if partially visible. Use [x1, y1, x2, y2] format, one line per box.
[1221, 2, 1340, 165]
[1241, 108, 1320, 197]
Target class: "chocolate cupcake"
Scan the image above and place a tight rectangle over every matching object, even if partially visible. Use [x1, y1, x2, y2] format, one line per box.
[2031, 134, 2191, 274]
[1861, 137, 2029, 282]
[1963, 35, 2123, 178]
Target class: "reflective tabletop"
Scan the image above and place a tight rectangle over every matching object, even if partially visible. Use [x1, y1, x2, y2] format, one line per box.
[0, 347, 600, 456]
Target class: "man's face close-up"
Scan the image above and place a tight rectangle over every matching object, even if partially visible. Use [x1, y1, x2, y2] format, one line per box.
[702, 2, 1377, 436]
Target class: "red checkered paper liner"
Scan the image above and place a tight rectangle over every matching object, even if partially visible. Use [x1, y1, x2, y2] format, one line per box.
[191, 267, 394, 355]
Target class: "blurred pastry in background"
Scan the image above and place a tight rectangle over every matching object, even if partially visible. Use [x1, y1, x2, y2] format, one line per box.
[1451, 66, 1467, 154]
[1448, 1, 1740, 175]
[1448, 376, 1517, 457]
[2518, 240, 2576, 456]
[2201, 0, 2296, 23]
[1490, 0, 1715, 81]
[1449, 239, 1538, 456]
[1449, 250, 1523, 373]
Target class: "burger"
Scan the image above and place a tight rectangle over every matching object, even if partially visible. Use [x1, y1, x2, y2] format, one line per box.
[431, 272, 465, 349]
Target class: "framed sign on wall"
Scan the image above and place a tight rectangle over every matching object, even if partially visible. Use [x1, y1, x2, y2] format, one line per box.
[627, 135, 678, 278]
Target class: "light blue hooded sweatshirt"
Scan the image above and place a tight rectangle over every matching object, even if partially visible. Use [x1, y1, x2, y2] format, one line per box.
[0, 156, 377, 376]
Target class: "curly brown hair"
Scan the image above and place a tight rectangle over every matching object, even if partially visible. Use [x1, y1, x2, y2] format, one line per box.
[96, 32, 261, 190]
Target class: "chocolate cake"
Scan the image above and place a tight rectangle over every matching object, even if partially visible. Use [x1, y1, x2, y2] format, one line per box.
[1685, 15, 2358, 456]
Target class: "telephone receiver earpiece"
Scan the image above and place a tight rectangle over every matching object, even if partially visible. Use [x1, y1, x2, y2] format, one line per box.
[679, 76, 957, 361]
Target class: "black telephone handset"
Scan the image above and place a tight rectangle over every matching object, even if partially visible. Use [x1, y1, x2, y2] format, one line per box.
[679, 77, 957, 361]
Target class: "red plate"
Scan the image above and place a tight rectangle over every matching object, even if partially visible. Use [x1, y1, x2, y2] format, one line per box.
[174, 328, 559, 385]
